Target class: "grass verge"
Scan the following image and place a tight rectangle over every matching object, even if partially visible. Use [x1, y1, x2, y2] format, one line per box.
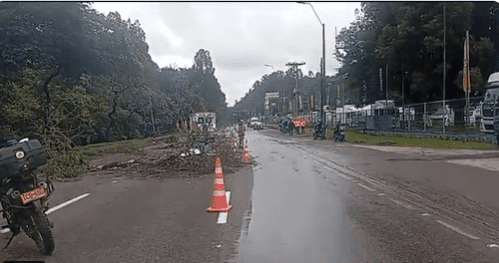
[47, 133, 174, 179]
[346, 129, 499, 150]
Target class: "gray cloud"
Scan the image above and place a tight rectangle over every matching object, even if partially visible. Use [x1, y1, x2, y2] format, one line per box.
[91, 2, 361, 106]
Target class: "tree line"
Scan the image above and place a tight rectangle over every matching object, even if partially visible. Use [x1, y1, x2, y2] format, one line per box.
[234, 2, 499, 115]
[0, 2, 228, 177]
[0, 3, 228, 144]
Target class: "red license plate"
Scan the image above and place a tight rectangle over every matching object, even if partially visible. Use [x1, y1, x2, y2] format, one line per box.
[21, 187, 46, 204]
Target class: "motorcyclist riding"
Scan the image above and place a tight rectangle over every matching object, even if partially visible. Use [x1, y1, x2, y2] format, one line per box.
[333, 122, 345, 142]
[313, 120, 325, 140]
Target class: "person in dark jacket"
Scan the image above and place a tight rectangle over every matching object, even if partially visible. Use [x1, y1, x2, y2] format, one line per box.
[238, 120, 245, 148]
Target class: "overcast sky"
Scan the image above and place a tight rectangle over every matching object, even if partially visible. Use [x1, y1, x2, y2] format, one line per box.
[91, 2, 361, 107]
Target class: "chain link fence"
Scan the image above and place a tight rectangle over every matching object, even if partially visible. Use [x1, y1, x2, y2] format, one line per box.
[333, 96, 492, 139]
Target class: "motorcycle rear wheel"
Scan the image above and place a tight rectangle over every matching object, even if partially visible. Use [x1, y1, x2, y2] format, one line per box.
[31, 213, 55, 255]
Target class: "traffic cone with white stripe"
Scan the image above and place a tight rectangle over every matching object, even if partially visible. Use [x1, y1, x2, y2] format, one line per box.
[207, 157, 231, 212]
[242, 140, 250, 163]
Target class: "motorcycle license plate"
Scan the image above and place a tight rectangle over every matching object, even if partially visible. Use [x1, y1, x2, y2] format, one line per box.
[21, 187, 46, 204]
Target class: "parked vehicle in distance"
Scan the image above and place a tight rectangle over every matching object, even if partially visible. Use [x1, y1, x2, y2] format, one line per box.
[428, 106, 455, 127]
[469, 107, 481, 127]
[250, 117, 263, 130]
[191, 111, 216, 132]
[481, 72, 499, 133]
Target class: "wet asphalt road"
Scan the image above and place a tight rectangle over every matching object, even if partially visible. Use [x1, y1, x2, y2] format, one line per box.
[233, 129, 499, 262]
[3, 127, 499, 262]
[235, 132, 367, 262]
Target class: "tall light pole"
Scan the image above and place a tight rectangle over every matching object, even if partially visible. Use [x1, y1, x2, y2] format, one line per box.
[264, 64, 276, 116]
[443, 2, 446, 135]
[298, 2, 325, 125]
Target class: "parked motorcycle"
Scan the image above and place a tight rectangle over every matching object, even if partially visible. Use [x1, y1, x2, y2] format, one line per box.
[0, 137, 55, 255]
[333, 124, 345, 142]
[313, 121, 325, 140]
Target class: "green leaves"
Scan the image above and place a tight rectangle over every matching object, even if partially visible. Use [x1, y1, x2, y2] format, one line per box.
[335, 2, 495, 104]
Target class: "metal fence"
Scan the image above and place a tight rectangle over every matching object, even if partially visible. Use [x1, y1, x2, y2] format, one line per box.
[334, 96, 490, 138]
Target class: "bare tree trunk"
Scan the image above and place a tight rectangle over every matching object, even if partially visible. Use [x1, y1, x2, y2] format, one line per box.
[42, 68, 59, 130]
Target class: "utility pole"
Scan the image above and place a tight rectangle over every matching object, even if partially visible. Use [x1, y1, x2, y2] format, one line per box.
[443, 2, 446, 135]
[298, 1, 326, 126]
[286, 62, 306, 117]
[385, 64, 388, 117]
[402, 69, 405, 129]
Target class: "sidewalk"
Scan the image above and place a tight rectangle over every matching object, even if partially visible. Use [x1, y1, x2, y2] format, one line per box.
[350, 144, 499, 171]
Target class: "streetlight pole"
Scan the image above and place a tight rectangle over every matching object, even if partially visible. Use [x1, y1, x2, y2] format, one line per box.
[298, 2, 326, 126]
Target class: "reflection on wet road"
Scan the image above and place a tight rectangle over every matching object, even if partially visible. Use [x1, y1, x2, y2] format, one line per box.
[235, 132, 367, 262]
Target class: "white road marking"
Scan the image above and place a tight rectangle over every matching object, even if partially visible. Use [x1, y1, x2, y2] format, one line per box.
[436, 220, 480, 240]
[334, 170, 353, 180]
[46, 193, 91, 214]
[324, 166, 333, 171]
[487, 244, 499, 248]
[422, 213, 431, 216]
[388, 198, 413, 210]
[378, 193, 385, 196]
[1, 193, 91, 234]
[217, 191, 231, 224]
[357, 183, 375, 192]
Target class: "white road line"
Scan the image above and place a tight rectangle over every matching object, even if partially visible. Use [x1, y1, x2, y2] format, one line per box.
[1, 193, 91, 234]
[436, 220, 480, 240]
[217, 191, 231, 224]
[46, 193, 91, 214]
[388, 198, 413, 210]
[324, 166, 333, 171]
[336, 171, 353, 180]
[358, 183, 375, 192]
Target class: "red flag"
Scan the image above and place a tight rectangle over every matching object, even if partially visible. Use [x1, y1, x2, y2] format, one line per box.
[463, 34, 470, 94]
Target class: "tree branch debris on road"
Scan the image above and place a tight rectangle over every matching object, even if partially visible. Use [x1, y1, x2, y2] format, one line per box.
[89, 127, 251, 178]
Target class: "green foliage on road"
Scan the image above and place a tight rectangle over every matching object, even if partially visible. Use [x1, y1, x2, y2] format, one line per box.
[346, 129, 498, 150]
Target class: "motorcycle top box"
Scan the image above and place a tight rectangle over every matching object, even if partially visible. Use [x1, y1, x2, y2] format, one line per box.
[0, 139, 47, 180]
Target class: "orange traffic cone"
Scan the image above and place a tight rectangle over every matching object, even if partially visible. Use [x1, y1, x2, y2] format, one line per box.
[207, 157, 231, 212]
[213, 157, 225, 189]
[214, 156, 222, 168]
[207, 189, 232, 212]
[242, 142, 250, 163]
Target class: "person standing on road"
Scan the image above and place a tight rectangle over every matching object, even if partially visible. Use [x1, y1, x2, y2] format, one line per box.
[238, 120, 245, 148]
